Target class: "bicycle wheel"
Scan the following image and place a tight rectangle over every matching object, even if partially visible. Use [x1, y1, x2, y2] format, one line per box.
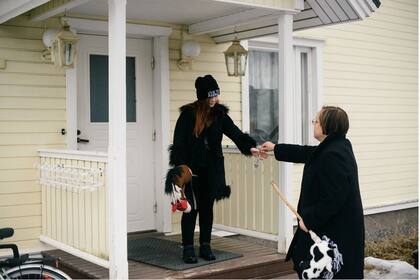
[4, 263, 71, 279]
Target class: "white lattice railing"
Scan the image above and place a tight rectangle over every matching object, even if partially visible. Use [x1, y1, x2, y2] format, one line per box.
[214, 148, 281, 239]
[38, 149, 109, 267]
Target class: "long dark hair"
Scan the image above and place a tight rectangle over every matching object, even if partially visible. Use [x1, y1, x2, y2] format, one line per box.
[192, 99, 216, 137]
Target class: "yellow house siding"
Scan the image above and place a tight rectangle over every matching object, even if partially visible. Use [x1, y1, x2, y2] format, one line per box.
[291, 0, 418, 208]
[169, 27, 243, 230]
[0, 16, 66, 247]
[169, 28, 242, 146]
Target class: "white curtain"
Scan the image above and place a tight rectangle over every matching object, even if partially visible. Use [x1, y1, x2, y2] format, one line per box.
[249, 50, 278, 89]
[248, 50, 279, 143]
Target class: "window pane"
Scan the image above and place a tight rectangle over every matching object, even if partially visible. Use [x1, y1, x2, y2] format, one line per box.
[90, 55, 108, 122]
[301, 52, 309, 144]
[126, 57, 136, 122]
[248, 50, 279, 144]
[89, 55, 136, 122]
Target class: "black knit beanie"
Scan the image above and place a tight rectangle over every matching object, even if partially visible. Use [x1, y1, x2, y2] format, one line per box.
[195, 74, 220, 100]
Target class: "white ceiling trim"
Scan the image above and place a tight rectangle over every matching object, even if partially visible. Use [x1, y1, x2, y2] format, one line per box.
[189, 8, 281, 35]
[211, 0, 298, 11]
[64, 17, 172, 37]
[0, 0, 49, 24]
[349, 0, 376, 18]
[31, 0, 93, 21]
[364, 0, 379, 12]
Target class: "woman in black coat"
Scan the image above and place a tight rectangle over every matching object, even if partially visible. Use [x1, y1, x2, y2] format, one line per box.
[261, 106, 364, 279]
[170, 74, 261, 264]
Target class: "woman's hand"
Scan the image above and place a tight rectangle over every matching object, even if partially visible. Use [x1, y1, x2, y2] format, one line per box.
[299, 219, 309, 233]
[261, 141, 275, 152]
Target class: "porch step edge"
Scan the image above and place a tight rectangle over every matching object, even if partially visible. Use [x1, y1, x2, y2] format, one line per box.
[43, 250, 108, 279]
[171, 254, 293, 279]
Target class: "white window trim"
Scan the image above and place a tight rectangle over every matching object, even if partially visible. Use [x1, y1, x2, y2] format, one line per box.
[242, 37, 324, 145]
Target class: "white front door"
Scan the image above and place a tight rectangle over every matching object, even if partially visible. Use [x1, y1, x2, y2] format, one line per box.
[77, 35, 156, 232]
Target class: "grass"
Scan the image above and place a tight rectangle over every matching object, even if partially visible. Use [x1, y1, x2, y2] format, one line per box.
[365, 230, 418, 266]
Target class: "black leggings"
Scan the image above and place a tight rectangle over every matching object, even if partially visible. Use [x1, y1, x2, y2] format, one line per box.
[181, 171, 215, 246]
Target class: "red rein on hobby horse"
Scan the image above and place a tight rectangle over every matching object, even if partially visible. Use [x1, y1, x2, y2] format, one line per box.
[165, 165, 194, 213]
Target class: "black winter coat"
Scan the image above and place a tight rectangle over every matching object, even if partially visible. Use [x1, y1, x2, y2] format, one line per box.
[169, 103, 256, 201]
[275, 134, 364, 279]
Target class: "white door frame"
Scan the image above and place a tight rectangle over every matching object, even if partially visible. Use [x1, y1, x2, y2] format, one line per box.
[65, 17, 172, 234]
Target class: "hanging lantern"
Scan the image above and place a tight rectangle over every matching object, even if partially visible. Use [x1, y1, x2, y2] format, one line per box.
[224, 38, 248, 76]
[51, 22, 79, 68]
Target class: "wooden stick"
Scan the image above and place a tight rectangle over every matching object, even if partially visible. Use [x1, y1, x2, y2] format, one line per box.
[271, 181, 303, 221]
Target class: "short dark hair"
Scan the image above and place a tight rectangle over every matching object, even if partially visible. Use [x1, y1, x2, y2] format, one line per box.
[319, 106, 349, 136]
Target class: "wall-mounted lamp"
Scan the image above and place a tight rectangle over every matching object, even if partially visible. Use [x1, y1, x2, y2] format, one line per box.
[177, 30, 200, 71]
[41, 28, 58, 61]
[41, 21, 79, 68]
[224, 37, 248, 76]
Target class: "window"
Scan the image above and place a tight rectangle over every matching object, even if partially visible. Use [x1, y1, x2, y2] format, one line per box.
[248, 50, 279, 144]
[89, 54, 137, 122]
[295, 46, 314, 145]
[245, 38, 322, 145]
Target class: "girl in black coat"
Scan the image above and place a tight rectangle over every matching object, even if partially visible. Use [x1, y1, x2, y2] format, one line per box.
[261, 106, 364, 279]
[170, 75, 261, 264]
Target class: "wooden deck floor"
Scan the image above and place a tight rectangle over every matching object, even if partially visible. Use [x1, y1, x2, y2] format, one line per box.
[44, 233, 296, 279]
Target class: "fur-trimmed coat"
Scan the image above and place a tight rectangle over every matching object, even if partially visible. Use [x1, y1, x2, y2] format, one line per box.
[169, 103, 256, 201]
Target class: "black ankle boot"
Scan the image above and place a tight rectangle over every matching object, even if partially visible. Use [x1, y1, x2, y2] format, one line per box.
[199, 243, 216, 261]
[183, 245, 198, 264]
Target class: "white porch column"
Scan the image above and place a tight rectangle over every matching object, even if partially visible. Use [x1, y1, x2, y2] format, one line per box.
[153, 37, 171, 233]
[277, 13, 294, 253]
[107, 0, 128, 279]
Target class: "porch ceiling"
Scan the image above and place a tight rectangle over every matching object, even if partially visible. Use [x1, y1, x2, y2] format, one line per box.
[28, 0, 380, 43]
[62, 0, 260, 25]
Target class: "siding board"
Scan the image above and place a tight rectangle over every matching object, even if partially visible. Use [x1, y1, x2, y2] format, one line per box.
[0, 97, 65, 109]
[0, 204, 41, 218]
[0, 85, 65, 98]
[0, 16, 65, 250]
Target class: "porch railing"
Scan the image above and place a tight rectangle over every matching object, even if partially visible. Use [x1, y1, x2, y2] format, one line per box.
[38, 149, 109, 268]
[214, 148, 281, 240]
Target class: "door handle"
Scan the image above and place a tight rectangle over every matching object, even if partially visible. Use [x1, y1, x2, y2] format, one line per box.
[77, 137, 89, 143]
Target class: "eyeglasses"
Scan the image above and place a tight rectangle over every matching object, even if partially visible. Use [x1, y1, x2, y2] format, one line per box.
[311, 119, 319, 125]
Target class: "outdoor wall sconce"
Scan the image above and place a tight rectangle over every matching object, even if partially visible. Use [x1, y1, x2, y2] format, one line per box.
[41, 28, 58, 62]
[177, 29, 201, 70]
[224, 37, 248, 76]
[41, 21, 79, 68]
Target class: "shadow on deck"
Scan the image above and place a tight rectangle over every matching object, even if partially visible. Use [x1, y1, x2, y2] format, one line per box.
[43, 233, 296, 279]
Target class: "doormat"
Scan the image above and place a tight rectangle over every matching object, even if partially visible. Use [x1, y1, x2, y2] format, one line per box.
[127, 237, 242, 271]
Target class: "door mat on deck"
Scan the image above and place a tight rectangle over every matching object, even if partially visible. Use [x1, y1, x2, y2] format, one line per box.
[127, 237, 242, 271]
